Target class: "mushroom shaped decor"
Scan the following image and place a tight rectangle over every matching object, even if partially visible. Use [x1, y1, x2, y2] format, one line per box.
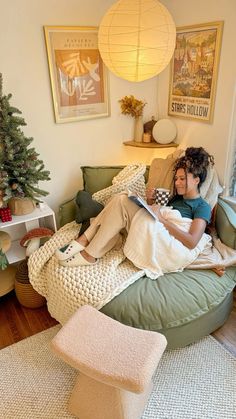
[20, 228, 54, 257]
[98, 0, 176, 82]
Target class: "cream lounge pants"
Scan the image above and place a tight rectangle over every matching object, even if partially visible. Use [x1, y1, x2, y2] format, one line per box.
[84, 193, 140, 258]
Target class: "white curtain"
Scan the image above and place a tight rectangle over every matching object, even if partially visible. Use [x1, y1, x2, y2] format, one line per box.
[229, 149, 236, 196]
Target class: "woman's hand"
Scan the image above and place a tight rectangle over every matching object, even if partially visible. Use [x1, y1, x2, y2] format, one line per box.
[150, 204, 164, 221]
[150, 205, 207, 249]
[158, 215, 207, 249]
[146, 188, 156, 205]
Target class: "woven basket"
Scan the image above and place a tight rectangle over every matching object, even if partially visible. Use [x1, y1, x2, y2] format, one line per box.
[15, 259, 46, 308]
[8, 197, 36, 215]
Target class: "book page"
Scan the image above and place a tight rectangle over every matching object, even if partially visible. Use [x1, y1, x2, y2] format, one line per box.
[127, 190, 158, 220]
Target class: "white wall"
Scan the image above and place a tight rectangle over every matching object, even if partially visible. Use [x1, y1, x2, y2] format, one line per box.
[158, 0, 236, 190]
[1, 0, 167, 217]
[1, 0, 236, 217]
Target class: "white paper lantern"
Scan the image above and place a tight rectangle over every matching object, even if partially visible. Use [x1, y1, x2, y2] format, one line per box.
[98, 0, 176, 82]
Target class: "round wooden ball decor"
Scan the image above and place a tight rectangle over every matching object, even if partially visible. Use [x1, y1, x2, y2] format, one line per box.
[0, 231, 11, 253]
[152, 119, 177, 144]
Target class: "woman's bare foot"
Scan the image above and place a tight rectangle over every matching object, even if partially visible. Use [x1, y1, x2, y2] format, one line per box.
[212, 267, 225, 277]
[76, 234, 89, 247]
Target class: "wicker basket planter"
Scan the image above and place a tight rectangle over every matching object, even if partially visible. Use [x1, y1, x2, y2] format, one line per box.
[15, 259, 46, 309]
[8, 197, 36, 216]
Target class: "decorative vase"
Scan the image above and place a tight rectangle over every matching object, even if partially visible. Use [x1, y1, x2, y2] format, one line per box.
[8, 197, 36, 216]
[144, 116, 157, 141]
[133, 116, 144, 143]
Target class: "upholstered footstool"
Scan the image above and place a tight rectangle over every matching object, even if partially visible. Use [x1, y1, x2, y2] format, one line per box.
[51, 305, 167, 419]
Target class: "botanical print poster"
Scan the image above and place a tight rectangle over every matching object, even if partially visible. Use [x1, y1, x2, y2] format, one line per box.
[44, 26, 110, 123]
[168, 21, 223, 123]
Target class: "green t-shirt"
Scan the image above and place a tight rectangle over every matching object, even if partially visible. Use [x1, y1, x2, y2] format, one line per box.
[168, 196, 211, 223]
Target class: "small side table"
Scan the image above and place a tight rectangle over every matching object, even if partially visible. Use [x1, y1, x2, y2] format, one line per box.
[0, 202, 57, 297]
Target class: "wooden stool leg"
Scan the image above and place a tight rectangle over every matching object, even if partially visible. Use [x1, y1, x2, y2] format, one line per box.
[69, 372, 153, 419]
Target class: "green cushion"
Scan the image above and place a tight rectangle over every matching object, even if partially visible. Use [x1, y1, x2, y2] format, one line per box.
[75, 191, 104, 235]
[75, 191, 104, 223]
[81, 166, 126, 195]
[81, 165, 150, 195]
[216, 198, 236, 249]
[101, 267, 236, 348]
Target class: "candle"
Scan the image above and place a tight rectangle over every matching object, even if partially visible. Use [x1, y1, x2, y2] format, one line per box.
[143, 132, 151, 143]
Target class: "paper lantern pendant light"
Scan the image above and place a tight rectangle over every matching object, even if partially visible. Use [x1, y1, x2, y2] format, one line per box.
[98, 0, 176, 82]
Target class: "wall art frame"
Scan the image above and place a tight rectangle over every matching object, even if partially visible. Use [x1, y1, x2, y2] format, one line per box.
[44, 26, 110, 123]
[168, 21, 223, 123]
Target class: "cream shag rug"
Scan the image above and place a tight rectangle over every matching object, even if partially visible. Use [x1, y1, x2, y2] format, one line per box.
[0, 326, 235, 419]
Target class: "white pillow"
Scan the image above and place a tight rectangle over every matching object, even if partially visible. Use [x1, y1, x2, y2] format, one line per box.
[200, 165, 223, 208]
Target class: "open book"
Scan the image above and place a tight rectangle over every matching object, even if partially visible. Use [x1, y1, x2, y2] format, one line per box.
[127, 190, 158, 220]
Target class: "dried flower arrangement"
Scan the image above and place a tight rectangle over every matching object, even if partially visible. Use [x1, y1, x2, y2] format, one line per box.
[119, 95, 146, 118]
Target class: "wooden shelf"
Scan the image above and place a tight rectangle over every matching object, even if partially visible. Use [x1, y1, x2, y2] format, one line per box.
[0, 202, 57, 297]
[123, 141, 178, 148]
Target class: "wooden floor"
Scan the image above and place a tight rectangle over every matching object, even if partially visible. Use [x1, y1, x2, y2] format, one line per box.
[0, 289, 236, 356]
[0, 291, 58, 349]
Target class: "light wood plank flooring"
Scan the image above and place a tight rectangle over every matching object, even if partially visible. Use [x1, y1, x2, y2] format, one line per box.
[0, 289, 235, 356]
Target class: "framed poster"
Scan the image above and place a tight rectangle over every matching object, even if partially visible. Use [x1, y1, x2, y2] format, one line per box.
[44, 26, 110, 123]
[168, 21, 223, 123]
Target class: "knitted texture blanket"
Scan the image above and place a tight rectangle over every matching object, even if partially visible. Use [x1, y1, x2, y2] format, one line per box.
[93, 163, 146, 205]
[28, 221, 144, 324]
[28, 163, 148, 324]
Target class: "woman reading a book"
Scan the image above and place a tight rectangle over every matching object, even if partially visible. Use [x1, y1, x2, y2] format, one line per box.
[56, 147, 213, 270]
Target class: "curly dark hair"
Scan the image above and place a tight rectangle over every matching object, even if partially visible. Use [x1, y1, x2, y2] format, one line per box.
[173, 147, 214, 192]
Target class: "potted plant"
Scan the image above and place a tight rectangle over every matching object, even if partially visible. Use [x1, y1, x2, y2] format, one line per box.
[0, 73, 50, 215]
[119, 95, 146, 142]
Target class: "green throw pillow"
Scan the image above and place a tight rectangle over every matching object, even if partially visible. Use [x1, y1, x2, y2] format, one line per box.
[75, 191, 104, 224]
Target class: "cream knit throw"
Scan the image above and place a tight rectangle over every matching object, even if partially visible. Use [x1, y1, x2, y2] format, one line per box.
[28, 221, 144, 324]
[92, 163, 146, 206]
[28, 163, 147, 324]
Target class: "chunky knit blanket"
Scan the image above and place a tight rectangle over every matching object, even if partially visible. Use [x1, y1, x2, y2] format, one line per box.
[28, 222, 145, 324]
[93, 162, 146, 205]
[28, 163, 147, 324]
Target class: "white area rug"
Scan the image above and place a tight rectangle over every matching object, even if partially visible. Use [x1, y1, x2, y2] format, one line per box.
[0, 325, 235, 419]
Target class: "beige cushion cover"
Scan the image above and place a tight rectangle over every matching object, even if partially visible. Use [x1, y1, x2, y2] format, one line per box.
[69, 372, 153, 419]
[147, 149, 183, 193]
[51, 305, 167, 393]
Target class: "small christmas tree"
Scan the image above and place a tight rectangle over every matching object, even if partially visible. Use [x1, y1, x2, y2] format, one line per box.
[0, 73, 50, 207]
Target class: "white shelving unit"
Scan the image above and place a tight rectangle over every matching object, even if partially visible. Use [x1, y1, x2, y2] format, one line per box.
[0, 202, 57, 297]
